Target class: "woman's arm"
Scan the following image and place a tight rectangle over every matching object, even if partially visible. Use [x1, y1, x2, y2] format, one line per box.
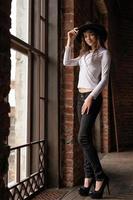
[63, 28, 80, 66]
[87, 50, 111, 100]
[63, 46, 80, 66]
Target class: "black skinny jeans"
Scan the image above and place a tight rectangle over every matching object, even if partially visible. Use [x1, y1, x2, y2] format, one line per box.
[77, 92, 105, 181]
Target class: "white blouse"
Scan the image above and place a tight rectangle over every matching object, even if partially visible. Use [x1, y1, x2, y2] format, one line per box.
[63, 46, 111, 99]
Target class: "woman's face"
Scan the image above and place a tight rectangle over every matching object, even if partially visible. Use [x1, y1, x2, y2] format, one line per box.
[83, 31, 97, 47]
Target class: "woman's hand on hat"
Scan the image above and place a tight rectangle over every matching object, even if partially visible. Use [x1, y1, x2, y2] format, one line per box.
[67, 28, 79, 43]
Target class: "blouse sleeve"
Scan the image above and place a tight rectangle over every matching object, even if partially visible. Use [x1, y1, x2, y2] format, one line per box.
[63, 46, 80, 66]
[89, 50, 111, 99]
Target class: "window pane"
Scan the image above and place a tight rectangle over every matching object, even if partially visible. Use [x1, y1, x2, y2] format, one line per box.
[8, 49, 28, 185]
[20, 147, 27, 180]
[10, 0, 29, 43]
[8, 148, 28, 185]
[8, 150, 16, 186]
[8, 49, 28, 147]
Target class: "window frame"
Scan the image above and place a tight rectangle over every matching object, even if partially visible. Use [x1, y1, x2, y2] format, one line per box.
[8, 0, 49, 198]
[10, 0, 48, 144]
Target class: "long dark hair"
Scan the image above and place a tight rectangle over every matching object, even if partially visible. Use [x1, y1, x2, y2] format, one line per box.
[79, 31, 106, 56]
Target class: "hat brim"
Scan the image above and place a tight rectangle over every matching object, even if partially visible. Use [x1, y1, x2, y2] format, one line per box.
[76, 22, 107, 43]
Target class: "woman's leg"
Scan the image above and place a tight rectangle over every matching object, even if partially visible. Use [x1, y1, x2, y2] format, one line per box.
[78, 93, 105, 181]
[77, 93, 94, 180]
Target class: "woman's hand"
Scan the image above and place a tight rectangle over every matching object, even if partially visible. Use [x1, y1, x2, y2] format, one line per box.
[81, 95, 93, 115]
[66, 28, 79, 46]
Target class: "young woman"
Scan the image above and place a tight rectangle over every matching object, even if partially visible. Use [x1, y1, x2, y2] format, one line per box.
[63, 22, 111, 199]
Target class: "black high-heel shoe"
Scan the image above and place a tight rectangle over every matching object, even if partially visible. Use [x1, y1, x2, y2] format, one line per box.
[78, 179, 95, 196]
[90, 175, 110, 199]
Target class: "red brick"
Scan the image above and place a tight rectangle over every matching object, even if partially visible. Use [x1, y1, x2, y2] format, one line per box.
[64, 99, 73, 106]
[64, 106, 73, 113]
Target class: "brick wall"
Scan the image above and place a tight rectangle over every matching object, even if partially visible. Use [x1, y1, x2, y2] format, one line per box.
[0, 0, 11, 199]
[101, 15, 111, 153]
[60, 0, 110, 187]
[105, 0, 133, 151]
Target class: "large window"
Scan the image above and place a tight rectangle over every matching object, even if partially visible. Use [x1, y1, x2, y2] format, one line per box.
[10, 0, 29, 43]
[8, 0, 48, 198]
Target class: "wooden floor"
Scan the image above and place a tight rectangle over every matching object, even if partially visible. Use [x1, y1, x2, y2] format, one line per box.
[61, 152, 133, 200]
[33, 152, 133, 200]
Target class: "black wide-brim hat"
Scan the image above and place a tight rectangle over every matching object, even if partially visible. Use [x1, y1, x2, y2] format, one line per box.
[76, 21, 107, 43]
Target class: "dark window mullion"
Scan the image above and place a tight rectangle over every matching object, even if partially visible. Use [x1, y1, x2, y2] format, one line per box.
[11, 34, 45, 58]
[39, 0, 41, 52]
[40, 16, 46, 22]
[26, 50, 32, 177]
[38, 1, 43, 145]
[26, 0, 32, 177]
[44, 0, 48, 142]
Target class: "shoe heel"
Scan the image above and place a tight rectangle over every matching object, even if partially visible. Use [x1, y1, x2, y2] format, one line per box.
[90, 176, 110, 199]
[79, 179, 94, 196]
